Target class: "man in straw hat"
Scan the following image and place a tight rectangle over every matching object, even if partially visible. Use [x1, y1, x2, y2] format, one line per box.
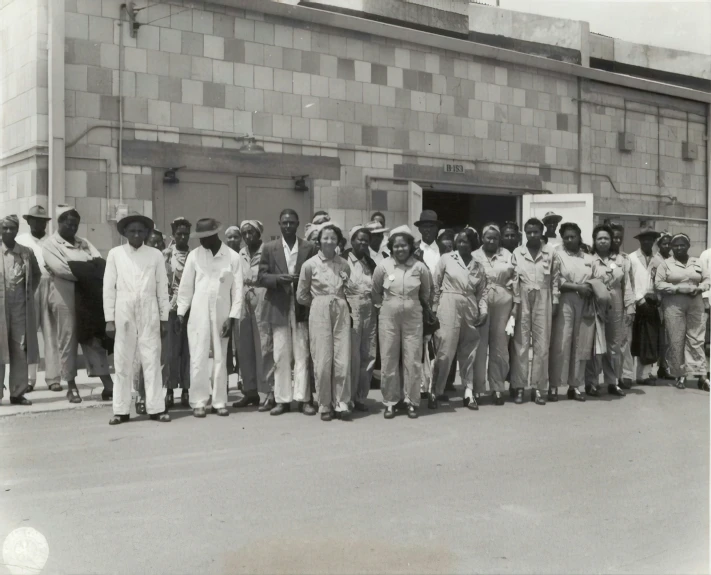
[628, 223, 664, 386]
[232, 219, 276, 412]
[176, 218, 243, 418]
[0, 215, 41, 406]
[16, 205, 59, 393]
[104, 212, 170, 424]
[366, 220, 389, 266]
[541, 211, 563, 249]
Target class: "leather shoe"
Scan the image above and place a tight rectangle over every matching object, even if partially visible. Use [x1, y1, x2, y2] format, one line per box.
[135, 400, 146, 415]
[608, 384, 626, 397]
[353, 401, 368, 412]
[232, 394, 260, 408]
[548, 388, 558, 402]
[210, 406, 229, 416]
[339, 410, 352, 421]
[258, 393, 276, 412]
[193, 407, 207, 418]
[10, 395, 31, 406]
[407, 405, 418, 419]
[165, 389, 175, 408]
[464, 396, 479, 410]
[532, 389, 546, 405]
[514, 389, 524, 404]
[321, 411, 333, 421]
[567, 387, 586, 401]
[180, 389, 190, 407]
[109, 414, 130, 425]
[618, 378, 632, 390]
[585, 384, 599, 397]
[48, 383, 63, 392]
[493, 392, 504, 406]
[384, 406, 396, 419]
[67, 389, 82, 404]
[428, 396, 438, 409]
[270, 403, 291, 416]
[149, 412, 171, 422]
[298, 401, 317, 416]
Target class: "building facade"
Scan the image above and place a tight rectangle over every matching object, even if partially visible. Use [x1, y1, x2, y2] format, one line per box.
[1, 0, 709, 254]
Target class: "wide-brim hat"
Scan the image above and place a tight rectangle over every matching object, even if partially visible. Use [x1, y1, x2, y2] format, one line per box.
[389, 224, 415, 239]
[542, 211, 563, 224]
[414, 210, 442, 227]
[634, 224, 661, 240]
[191, 217, 222, 239]
[117, 212, 154, 237]
[23, 205, 52, 221]
[365, 221, 389, 234]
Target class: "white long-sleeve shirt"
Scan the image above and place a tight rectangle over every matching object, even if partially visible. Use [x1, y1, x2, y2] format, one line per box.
[16, 233, 50, 276]
[176, 243, 243, 320]
[420, 240, 440, 273]
[628, 249, 664, 303]
[103, 243, 171, 322]
[700, 248, 711, 303]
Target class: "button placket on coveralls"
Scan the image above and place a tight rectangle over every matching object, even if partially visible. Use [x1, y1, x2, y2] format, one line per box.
[297, 253, 351, 413]
[549, 250, 597, 389]
[0, 248, 29, 397]
[430, 253, 488, 399]
[346, 252, 377, 406]
[238, 245, 274, 396]
[372, 257, 431, 408]
[510, 245, 560, 391]
[655, 256, 710, 377]
[472, 248, 514, 393]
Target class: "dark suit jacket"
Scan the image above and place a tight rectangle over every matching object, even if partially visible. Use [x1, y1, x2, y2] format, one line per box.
[258, 237, 318, 325]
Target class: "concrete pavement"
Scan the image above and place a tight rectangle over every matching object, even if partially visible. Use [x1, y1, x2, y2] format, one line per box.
[0, 383, 708, 575]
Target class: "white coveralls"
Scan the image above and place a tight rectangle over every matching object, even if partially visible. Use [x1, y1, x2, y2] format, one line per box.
[655, 255, 710, 377]
[345, 251, 377, 405]
[430, 252, 488, 400]
[16, 232, 60, 387]
[177, 243, 243, 409]
[103, 244, 170, 415]
[472, 247, 514, 394]
[510, 244, 560, 390]
[297, 252, 351, 413]
[372, 257, 431, 407]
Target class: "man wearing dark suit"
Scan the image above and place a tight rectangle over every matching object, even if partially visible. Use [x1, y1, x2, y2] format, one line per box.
[258, 209, 318, 415]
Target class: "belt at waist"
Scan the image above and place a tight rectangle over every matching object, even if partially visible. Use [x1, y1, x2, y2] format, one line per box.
[441, 290, 467, 297]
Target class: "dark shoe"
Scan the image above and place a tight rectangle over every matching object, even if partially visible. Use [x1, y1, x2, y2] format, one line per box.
[258, 393, 276, 412]
[428, 396, 438, 410]
[101, 389, 113, 401]
[420, 391, 429, 400]
[384, 406, 396, 419]
[532, 390, 546, 405]
[135, 400, 146, 415]
[638, 377, 656, 386]
[618, 378, 632, 390]
[210, 406, 229, 416]
[149, 412, 171, 422]
[67, 389, 82, 404]
[407, 405, 418, 419]
[698, 377, 710, 392]
[26, 382, 34, 393]
[608, 384, 626, 397]
[657, 366, 671, 380]
[165, 389, 175, 409]
[109, 414, 130, 425]
[394, 400, 407, 412]
[674, 377, 686, 390]
[567, 387, 586, 401]
[509, 386, 516, 399]
[514, 389, 524, 404]
[353, 401, 368, 412]
[180, 389, 190, 407]
[298, 401, 317, 416]
[48, 383, 63, 392]
[339, 410, 352, 421]
[193, 407, 207, 418]
[321, 411, 333, 421]
[493, 392, 504, 406]
[585, 384, 599, 397]
[548, 388, 558, 402]
[464, 396, 479, 410]
[9, 395, 31, 406]
[232, 394, 260, 408]
[270, 403, 291, 416]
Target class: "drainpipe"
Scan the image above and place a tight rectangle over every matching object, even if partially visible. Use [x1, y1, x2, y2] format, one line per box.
[48, 0, 66, 228]
[118, 5, 127, 208]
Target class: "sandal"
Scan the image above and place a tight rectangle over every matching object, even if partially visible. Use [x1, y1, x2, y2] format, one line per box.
[136, 400, 147, 415]
[48, 383, 63, 392]
[67, 389, 82, 404]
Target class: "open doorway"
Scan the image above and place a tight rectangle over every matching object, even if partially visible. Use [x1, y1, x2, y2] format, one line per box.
[423, 191, 518, 232]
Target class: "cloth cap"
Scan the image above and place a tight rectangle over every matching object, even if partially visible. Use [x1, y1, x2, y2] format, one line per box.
[414, 210, 442, 227]
[348, 224, 370, 241]
[23, 205, 52, 221]
[240, 220, 264, 235]
[56, 204, 79, 221]
[117, 211, 154, 237]
[389, 225, 415, 239]
[190, 218, 222, 239]
[1, 214, 20, 228]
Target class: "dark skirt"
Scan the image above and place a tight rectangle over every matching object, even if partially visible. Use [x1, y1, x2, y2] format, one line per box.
[631, 301, 660, 365]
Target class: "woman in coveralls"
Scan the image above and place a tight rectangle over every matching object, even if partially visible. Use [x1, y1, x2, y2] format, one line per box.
[655, 233, 710, 391]
[297, 224, 352, 421]
[372, 225, 433, 420]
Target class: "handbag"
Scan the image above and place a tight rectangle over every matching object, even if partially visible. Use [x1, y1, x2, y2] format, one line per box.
[422, 304, 440, 336]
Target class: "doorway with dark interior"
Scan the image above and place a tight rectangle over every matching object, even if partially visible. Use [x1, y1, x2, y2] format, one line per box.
[422, 190, 518, 233]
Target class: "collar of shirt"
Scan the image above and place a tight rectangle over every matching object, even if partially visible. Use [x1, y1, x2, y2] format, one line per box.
[199, 242, 229, 259]
[562, 248, 585, 259]
[669, 255, 698, 269]
[2, 243, 19, 255]
[386, 256, 417, 269]
[348, 251, 370, 266]
[53, 232, 89, 250]
[282, 236, 299, 255]
[517, 244, 549, 262]
[317, 251, 337, 262]
[240, 244, 262, 260]
[420, 241, 439, 254]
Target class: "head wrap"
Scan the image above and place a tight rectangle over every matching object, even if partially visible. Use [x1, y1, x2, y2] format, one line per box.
[225, 225, 241, 236]
[2, 214, 20, 228]
[348, 224, 370, 242]
[482, 224, 501, 237]
[305, 222, 327, 241]
[670, 233, 691, 245]
[312, 213, 331, 225]
[657, 230, 671, 243]
[240, 220, 264, 236]
[170, 217, 191, 232]
[56, 205, 80, 223]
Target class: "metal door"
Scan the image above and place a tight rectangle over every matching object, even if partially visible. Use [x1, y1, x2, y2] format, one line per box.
[237, 177, 311, 242]
[522, 193, 595, 245]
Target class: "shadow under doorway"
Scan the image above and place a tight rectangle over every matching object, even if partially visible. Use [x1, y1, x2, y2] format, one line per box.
[423, 191, 518, 234]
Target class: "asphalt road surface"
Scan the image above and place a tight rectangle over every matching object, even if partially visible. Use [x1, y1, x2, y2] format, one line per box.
[1, 384, 708, 575]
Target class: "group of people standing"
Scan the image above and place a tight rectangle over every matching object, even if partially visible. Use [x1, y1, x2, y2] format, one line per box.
[1, 204, 708, 424]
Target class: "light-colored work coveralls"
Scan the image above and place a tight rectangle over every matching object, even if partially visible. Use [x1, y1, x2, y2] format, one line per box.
[585, 253, 634, 386]
[430, 252, 488, 400]
[549, 249, 598, 389]
[472, 247, 514, 393]
[104, 244, 170, 416]
[510, 244, 559, 390]
[238, 244, 274, 397]
[297, 252, 351, 413]
[42, 233, 111, 382]
[16, 232, 60, 387]
[372, 256, 431, 407]
[176, 243, 243, 410]
[345, 251, 377, 406]
[655, 255, 710, 377]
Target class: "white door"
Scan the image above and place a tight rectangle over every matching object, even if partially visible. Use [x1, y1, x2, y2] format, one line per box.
[522, 193, 594, 245]
[408, 181, 423, 240]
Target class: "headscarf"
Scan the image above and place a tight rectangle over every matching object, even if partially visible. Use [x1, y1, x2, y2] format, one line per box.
[348, 224, 370, 242]
[170, 217, 191, 232]
[481, 224, 501, 237]
[240, 220, 264, 236]
[670, 233, 690, 245]
[312, 213, 331, 225]
[2, 214, 19, 228]
[657, 230, 671, 244]
[225, 225, 241, 236]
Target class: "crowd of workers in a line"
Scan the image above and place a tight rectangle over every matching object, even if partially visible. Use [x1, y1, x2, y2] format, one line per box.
[0, 203, 709, 424]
